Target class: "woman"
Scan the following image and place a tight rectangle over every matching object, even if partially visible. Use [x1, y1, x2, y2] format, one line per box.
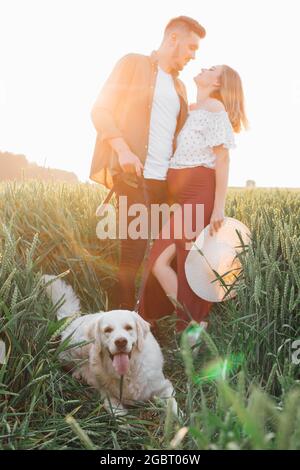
[138, 64, 248, 333]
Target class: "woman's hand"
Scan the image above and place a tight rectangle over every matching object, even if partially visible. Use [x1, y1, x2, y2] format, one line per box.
[209, 207, 225, 236]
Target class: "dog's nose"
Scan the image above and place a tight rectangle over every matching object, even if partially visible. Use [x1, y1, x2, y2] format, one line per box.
[115, 338, 128, 350]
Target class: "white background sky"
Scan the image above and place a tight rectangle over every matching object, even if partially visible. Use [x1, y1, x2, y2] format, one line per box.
[1, 0, 299, 187]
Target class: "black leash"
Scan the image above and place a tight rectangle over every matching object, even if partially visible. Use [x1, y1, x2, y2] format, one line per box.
[97, 174, 154, 404]
[95, 178, 120, 217]
[133, 177, 153, 312]
[119, 375, 124, 403]
[97, 174, 153, 311]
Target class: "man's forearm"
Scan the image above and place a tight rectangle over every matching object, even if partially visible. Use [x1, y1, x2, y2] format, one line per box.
[91, 106, 123, 143]
[109, 137, 130, 155]
[91, 105, 131, 155]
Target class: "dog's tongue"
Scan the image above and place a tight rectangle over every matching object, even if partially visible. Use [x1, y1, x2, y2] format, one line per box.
[112, 353, 130, 376]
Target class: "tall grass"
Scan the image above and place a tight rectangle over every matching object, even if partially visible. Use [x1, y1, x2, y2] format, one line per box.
[211, 188, 300, 394]
[0, 181, 299, 449]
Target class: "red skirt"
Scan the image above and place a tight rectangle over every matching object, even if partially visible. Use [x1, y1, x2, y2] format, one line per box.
[138, 165, 216, 332]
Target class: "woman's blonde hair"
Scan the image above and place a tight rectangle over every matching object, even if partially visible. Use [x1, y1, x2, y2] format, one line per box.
[211, 65, 248, 133]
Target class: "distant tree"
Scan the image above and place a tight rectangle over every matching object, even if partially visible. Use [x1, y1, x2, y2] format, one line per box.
[246, 179, 256, 188]
[0, 151, 78, 183]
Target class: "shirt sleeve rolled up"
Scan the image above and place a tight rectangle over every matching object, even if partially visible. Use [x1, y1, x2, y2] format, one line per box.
[91, 54, 137, 143]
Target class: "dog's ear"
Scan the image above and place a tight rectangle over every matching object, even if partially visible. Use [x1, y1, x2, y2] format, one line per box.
[86, 318, 102, 352]
[133, 312, 151, 352]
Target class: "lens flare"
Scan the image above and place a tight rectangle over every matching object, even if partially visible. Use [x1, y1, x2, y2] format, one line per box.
[193, 353, 244, 385]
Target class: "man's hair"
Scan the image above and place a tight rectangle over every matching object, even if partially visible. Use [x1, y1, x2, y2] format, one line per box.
[164, 16, 206, 39]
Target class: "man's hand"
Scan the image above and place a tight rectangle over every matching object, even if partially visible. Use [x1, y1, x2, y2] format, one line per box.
[109, 137, 144, 177]
[118, 149, 144, 177]
[209, 207, 225, 236]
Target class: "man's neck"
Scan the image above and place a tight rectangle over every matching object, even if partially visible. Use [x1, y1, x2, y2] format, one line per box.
[155, 48, 174, 74]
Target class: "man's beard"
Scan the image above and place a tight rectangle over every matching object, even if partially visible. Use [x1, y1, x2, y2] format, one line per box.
[170, 45, 183, 72]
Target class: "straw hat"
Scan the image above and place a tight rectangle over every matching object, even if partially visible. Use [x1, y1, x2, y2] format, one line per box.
[185, 217, 251, 302]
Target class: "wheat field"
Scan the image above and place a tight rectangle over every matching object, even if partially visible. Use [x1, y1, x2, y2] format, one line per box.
[0, 181, 300, 450]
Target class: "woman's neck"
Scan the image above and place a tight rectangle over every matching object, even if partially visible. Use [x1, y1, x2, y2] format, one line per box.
[196, 88, 213, 106]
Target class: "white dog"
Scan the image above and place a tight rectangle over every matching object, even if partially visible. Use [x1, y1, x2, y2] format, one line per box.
[42, 275, 177, 416]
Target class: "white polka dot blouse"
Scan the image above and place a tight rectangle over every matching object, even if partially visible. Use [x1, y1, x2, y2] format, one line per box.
[169, 108, 236, 170]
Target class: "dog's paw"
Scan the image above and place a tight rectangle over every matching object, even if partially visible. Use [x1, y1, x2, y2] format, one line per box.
[104, 398, 128, 416]
[118, 423, 133, 431]
[153, 395, 182, 419]
[113, 407, 128, 417]
[169, 397, 179, 416]
[166, 396, 183, 420]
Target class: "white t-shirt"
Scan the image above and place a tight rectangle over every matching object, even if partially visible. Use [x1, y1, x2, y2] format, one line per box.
[143, 67, 180, 180]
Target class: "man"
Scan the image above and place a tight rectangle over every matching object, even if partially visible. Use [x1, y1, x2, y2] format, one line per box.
[90, 16, 205, 309]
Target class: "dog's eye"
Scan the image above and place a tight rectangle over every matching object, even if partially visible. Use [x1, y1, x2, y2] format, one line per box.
[124, 325, 133, 331]
[104, 327, 113, 334]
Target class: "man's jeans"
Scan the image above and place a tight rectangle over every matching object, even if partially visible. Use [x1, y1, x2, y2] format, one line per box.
[112, 176, 168, 310]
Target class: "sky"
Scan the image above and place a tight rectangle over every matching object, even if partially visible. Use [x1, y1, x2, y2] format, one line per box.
[0, 0, 299, 187]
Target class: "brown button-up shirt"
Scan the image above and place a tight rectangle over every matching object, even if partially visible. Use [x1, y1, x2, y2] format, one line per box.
[90, 51, 188, 189]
